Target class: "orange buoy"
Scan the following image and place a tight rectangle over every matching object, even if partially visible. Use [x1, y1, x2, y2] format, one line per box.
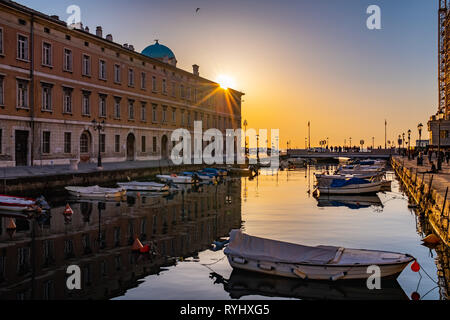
[411, 261, 420, 273]
[422, 234, 440, 245]
[131, 238, 144, 251]
[63, 204, 74, 216]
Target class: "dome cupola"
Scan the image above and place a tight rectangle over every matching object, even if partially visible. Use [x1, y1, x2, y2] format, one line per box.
[141, 40, 177, 66]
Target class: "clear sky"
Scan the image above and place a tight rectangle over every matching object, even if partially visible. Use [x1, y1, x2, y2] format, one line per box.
[18, 0, 438, 148]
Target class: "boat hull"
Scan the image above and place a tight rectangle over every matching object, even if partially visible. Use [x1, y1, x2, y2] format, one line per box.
[318, 182, 383, 194]
[226, 254, 412, 281]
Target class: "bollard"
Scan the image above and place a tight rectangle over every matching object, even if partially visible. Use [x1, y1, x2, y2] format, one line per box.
[442, 187, 448, 219]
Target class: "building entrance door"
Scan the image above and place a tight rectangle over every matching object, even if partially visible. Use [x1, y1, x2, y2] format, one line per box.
[15, 130, 29, 166]
[126, 133, 135, 161]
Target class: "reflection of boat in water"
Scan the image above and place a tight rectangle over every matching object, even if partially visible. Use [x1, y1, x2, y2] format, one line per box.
[317, 194, 383, 209]
[212, 270, 409, 300]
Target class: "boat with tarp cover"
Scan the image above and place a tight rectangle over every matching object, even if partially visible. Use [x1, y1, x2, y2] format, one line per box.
[224, 230, 414, 281]
[316, 177, 382, 194]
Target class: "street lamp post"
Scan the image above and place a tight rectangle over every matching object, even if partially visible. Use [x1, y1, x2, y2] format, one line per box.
[349, 137, 352, 149]
[398, 135, 402, 155]
[417, 123, 423, 149]
[256, 134, 260, 164]
[92, 119, 105, 169]
[402, 133, 405, 154]
[438, 113, 444, 171]
[408, 129, 411, 160]
[243, 119, 248, 157]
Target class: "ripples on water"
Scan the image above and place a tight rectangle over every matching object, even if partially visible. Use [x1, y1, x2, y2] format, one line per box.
[0, 165, 448, 300]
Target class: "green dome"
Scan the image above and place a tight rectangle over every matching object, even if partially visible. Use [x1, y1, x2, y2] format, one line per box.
[141, 41, 176, 60]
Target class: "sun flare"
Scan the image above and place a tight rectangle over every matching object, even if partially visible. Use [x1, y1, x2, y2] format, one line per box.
[216, 74, 236, 90]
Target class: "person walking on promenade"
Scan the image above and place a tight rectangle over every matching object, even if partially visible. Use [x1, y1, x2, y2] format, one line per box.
[428, 150, 433, 164]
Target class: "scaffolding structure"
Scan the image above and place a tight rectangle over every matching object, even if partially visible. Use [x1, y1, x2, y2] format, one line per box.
[439, 0, 450, 118]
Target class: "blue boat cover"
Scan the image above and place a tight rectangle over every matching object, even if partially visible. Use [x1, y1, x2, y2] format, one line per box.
[330, 178, 370, 188]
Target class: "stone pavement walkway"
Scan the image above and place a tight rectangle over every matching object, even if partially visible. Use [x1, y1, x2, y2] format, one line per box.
[0, 159, 175, 179]
[393, 155, 450, 197]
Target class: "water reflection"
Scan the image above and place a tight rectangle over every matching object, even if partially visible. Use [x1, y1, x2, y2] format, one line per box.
[211, 270, 409, 300]
[316, 194, 383, 210]
[0, 180, 242, 300]
[0, 166, 449, 300]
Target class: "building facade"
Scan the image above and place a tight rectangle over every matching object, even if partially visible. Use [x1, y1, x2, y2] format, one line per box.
[0, 0, 243, 167]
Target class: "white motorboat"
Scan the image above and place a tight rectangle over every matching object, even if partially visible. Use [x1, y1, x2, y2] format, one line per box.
[315, 172, 384, 181]
[317, 179, 383, 194]
[224, 230, 414, 281]
[65, 185, 126, 199]
[117, 181, 170, 192]
[156, 174, 195, 184]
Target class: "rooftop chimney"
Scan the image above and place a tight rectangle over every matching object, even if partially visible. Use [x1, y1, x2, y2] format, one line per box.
[84, 26, 89, 32]
[192, 64, 199, 76]
[123, 43, 129, 49]
[96, 26, 103, 38]
[106, 34, 113, 42]
[128, 45, 134, 51]
[50, 15, 59, 21]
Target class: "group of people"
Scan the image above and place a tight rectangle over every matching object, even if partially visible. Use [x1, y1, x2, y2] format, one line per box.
[415, 149, 450, 173]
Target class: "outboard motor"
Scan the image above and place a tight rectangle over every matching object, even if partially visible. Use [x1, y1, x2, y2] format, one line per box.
[35, 196, 51, 213]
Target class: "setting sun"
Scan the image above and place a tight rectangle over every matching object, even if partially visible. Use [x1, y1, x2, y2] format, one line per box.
[216, 74, 236, 90]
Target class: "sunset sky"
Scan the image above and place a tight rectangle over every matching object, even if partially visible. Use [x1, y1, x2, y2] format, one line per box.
[20, 0, 438, 148]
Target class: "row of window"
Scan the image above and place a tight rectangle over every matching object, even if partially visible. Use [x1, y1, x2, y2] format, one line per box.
[1, 76, 232, 127]
[43, 132, 159, 155]
[0, 28, 212, 104]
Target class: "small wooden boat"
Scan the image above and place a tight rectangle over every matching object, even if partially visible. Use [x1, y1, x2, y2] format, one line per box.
[317, 178, 383, 195]
[0, 195, 37, 212]
[65, 186, 126, 199]
[228, 167, 252, 175]
[117, 181, 170, 192]
[182, 172, 216, 182]
[315, 172, 384, 181]
[156, 174, 195, 184]
[224, 230, 414, 281]
[0, 195, 50, 213]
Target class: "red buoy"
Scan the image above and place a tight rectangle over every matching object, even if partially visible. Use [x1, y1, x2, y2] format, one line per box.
[411, 261, 420, 272]
[140, 244, 150, 253]
[411, 292, 420, 301]
[64, 204, 74, 216]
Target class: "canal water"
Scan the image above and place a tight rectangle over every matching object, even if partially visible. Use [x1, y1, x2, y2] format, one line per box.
[0, 165, 448, 300]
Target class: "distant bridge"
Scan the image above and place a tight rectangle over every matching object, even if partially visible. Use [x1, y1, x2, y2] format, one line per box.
[286, 149, 395, 159]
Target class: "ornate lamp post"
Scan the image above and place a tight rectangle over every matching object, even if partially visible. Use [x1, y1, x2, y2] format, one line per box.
[349, 137, 352, 149]
[417, 123, 423, 149]
[92, 119, 105, 169]
[398, 135, 402, 155]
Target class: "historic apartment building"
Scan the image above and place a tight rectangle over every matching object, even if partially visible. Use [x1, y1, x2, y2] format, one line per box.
[0, 0, 243, 167]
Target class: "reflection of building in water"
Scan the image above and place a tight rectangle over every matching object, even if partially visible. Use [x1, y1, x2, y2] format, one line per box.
[415, 216, 449, 299]
[0, 180, 242, 299]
